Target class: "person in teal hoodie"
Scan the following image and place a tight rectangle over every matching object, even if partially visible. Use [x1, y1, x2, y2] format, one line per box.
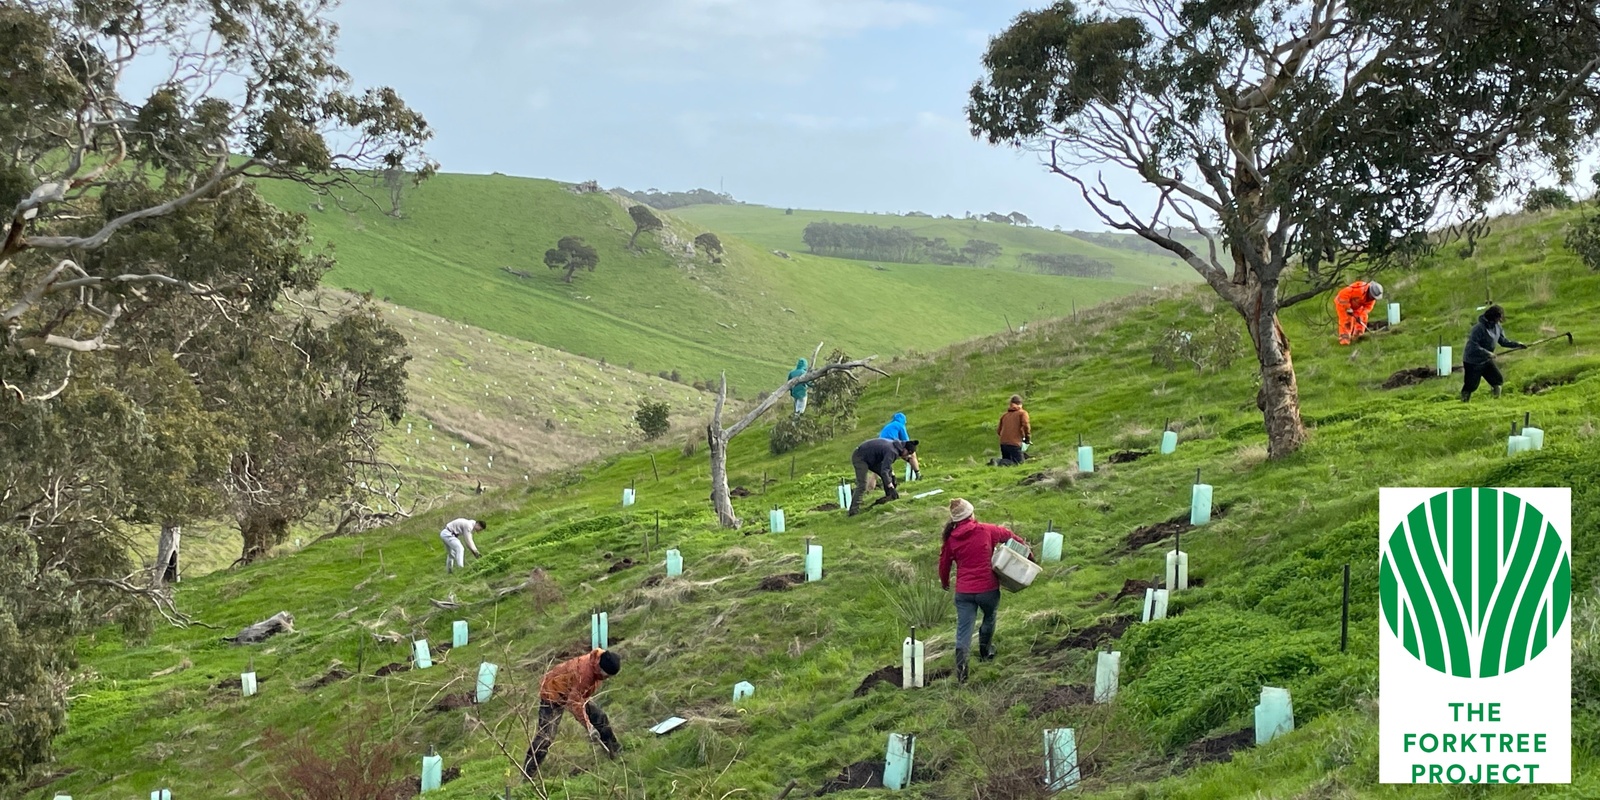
[787, 358, 810, 415]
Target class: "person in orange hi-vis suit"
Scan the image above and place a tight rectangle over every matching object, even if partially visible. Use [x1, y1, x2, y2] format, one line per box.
[524, 648, 621, 777]
[1334, 280, 1383, 345]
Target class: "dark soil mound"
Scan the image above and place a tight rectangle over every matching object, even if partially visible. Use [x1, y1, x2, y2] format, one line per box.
[642, 573, 664, 587]
[214, 674, 268, 691]
[431, 692, 474, 712]
[1020, 471, 1049, 486]
[607, 557, 637, 573]
[553, 636, 626, 660]
[1524, 374, 1579, 395]
[853, 665, 900, 697]
[1185, 727, 1254, 766]
[812, 502, 840, 512]
[307, 667, 352, 689]
[1052, 615, 1136, 652]
[1381, 366, 1437, 389]
[400, 766, 462, 796]
[1109, 450, 1151, 464]
[1113, 578, 1154, 602]
[815, 761, 885, 795]
[1366, 319, 1389, 332]
[1030, 684, 1095, 717]
[759, 572, 807, 592]
[730, 486, 752, 498]
[1120, 507, 1228, 553]
[373, 662, 409, 677]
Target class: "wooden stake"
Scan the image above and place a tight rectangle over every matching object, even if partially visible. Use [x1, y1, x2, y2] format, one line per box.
[650, 453, 659, 482]
[790, 454, 796, 480]
[1340, 563, 1351, 653]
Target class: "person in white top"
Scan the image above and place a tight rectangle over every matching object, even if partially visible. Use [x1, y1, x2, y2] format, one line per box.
[440, 518, 485, 573]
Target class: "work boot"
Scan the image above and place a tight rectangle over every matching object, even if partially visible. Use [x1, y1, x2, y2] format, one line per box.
[978, 632, 995, 662]
[955, 650, 969, 685]
[1460, 390, 1471, 403]
[1492, 385, 1502, 399]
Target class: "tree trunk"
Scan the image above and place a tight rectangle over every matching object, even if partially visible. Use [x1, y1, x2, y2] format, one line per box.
[708, 423, 739, 528]
[154, 524, 181, 585]
[564, 264, 576, 283]
[239, 513, 289, 565]
[1240, 285, 1308, 458]
[629, 228, 641, 250]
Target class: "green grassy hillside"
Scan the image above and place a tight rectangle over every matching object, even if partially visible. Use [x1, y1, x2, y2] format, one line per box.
[672, 203, 1199, 287]
[36, 208, 1599, 799]
[254, 174, 1144, 389]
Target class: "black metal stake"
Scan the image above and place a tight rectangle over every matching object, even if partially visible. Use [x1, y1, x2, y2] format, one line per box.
[654, 511, 660, 547]
[1340, 563, 1351, 653]
[790, 454, 796, 480]
[1195, 468, 1202, 485]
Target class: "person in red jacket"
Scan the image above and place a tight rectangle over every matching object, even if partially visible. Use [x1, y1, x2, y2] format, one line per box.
[1334, 280, 1383, 345]
[938, 498, 1030, 684]
[524, 648, 621, 777]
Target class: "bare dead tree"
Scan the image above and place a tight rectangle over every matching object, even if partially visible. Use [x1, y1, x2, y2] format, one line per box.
[707, 342, 886, 528]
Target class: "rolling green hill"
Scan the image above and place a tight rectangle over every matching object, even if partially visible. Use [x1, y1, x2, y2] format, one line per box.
[253, 174, 1150, 390]
[35, 207, 1600, 799]
[671, 203, 1200, 287]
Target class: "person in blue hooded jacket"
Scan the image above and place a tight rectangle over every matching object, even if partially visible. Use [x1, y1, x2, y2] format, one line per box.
[787, 358, 810, 415]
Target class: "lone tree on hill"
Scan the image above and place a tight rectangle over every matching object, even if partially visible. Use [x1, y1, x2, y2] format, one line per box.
[628, 204, 664, 250]
[706, 344, 886, 528]
[694, 232, 725, 263]
[545, 236, 600, 283]
[968, 0, 1600, 458]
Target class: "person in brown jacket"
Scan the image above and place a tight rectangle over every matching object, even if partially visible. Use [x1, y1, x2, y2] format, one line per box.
[524, 648, 622, 777]
[995, 395, 1031, 466]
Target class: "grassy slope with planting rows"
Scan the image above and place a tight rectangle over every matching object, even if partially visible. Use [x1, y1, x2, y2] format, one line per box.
[671, 203, 1200, 288]
[253, 174, 1169, 390]
[40, 208, 1600, 799]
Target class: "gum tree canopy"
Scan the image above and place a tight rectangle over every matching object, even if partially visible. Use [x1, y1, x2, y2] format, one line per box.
[0, 0, 429, 780]
[968, 0, 1600, 457]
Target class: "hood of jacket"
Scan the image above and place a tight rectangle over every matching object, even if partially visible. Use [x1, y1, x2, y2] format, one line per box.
[1007, 401, 1022, 411]
[946, 517, 980, 543]
[795, 358, 808, 371]
[892, 412, 906, 424]
[1477, 313, 1497, 328]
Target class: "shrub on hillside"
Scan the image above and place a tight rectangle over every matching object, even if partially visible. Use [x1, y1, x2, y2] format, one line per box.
[1567, 212, 1600, 271]
[1152, 315, 1242, 374]
[1524, 186, 1574, 212]
[635, 400, 671, 440]
[258, 714, 407, 800]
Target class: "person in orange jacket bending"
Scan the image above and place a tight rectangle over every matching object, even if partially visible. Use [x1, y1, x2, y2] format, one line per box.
[524, 648, 621, 777]
[1334, 280, 1383, 345]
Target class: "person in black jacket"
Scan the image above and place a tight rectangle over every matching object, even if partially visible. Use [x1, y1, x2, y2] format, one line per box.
[1461, 305, 1526, 402]
[848, 438, 918, 516]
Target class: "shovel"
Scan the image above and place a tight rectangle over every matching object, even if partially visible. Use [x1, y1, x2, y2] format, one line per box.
[1500, 332, 1574, 357]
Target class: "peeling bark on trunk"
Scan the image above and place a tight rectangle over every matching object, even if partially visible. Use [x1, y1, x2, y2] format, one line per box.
[708, 423, 737, 528]
[239, 513, 289, 565]
[1240, 285, 1308, 458]
[155, 524, 181, 584]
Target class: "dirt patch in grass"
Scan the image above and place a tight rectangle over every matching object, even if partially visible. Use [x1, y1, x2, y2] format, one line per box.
[431, 692, 475, 712]
[552, 636, 627, 661]
[1113, 579, 1155, 602]
[1120, 507, 1229, 553]
[1109, 450, 1151, 464]
[607, 557, 637, 573]
[815, 761, 885, 794]
[730, 485, 752, 498]
[1524, 374, 1579, 395]
[1019, 471, 1050, 485]
[214, 675, 268, 691]
[641, 573, 664, 587]
[1184, 727, 1254, 766]
[811, 502, 840, 512]
[1382, 364, 1464, 390]
[306, 667, 352, 689]
[854, 664, 953, 696]
[1030, 684, 1095, 717]
[1050, 615, 1137, 652]
[399, 766, 461, 796]
[759, 572, 807, 592]
[373, 662, 410, 677]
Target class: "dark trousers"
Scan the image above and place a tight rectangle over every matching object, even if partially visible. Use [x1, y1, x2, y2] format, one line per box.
[1462, 360, 1504, 398]
[524, 700, 618, 777]
[998, 444, 1024, 466]
[849, 452, 896, 514]
[954, 589, 1000, 656]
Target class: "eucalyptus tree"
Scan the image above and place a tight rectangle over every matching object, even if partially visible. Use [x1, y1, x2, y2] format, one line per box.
[968, 0, 1600, 457]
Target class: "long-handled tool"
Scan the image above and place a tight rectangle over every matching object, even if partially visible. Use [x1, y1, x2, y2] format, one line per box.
[1501, 332, 1574, 356]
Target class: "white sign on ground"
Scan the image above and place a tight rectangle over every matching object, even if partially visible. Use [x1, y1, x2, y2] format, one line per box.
[1379, 487, 1571, 784]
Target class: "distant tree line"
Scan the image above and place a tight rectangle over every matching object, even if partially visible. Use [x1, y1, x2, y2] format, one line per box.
[1021, 252, 1116, 278]
[1069, 229, 1201, 257]
[801, 221, 1002, 265]
[613, 187, 738, 209]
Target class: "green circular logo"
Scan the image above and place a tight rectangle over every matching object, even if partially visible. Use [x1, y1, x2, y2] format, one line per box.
[1381, 488, 1571, 677]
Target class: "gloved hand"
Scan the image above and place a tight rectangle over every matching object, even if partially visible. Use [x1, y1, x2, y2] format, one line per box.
[587, 725, 603, 742]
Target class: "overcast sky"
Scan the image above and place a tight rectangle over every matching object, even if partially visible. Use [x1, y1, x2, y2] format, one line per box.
[326, 0, 1137, 230]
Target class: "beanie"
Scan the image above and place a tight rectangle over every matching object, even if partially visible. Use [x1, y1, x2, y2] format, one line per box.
[949, 498, 974, 523]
